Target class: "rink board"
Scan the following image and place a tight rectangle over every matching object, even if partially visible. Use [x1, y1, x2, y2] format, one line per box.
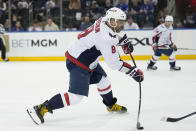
[2, 30, 196, 61]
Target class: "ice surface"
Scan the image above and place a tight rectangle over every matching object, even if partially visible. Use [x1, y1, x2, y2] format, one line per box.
[0, 60, 196, 131]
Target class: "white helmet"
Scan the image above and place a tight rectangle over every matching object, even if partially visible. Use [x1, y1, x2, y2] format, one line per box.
[165, 15, 173, 22]
[105, 7, 126, 28]
[105, 7, 126, 21]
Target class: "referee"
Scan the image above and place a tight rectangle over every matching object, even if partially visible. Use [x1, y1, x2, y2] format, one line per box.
[0, 24, 9, 62]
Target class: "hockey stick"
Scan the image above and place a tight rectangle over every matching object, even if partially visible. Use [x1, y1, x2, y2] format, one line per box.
[129, 53, 144, 130]
[177, 48, 196, 51]
[161, 111, 196, 122]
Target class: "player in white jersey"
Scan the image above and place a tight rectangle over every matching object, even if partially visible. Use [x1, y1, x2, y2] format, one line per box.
[0, 24, 9, 61]
[147, 15, 181, 71]
[27, 7, 144, 125]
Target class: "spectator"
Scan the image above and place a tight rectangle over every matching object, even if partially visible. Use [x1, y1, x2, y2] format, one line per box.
[89, 0, 103, 22]
[4, 19, 10, 31]
[28, 20, 42, 31]
[81, 0, 92, 9]
[79, 16, 92, 30]
[69, 0, 81, 10]
[113, 0, 128, 6]
[11, 21, 24, 32]
[11, 0, 18, 10]
[44, 18, 59, 31]
[0, 0, 6, 13]
[129, 0, 141, 24]
[21, 0, 29, 9]
[42, 0, 57, 17]
[154, 10, 165, 27]
[124, 16, 139, 29]
[184, 5, 196, 28]
[43, 0, 57, 10]
[104, 0, 113, 12]
[16, 1, 29, 30]
[116, 0, 128, 13]
[12, 14, 18, 28]
[0, 0, 6, 23]
[174, 19, 183, 29]
[139, 0, 154, 27]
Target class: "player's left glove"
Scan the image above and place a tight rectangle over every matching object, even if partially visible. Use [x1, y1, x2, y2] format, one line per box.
[118, 34, 134, 54]
[169, 43, 177, 51]
[122, 42, 134, 54]
[151, 43, 158, 51]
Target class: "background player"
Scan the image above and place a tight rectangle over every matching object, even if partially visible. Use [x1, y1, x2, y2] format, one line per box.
[147, 15, 181, 71]
[27, 7, 144, 125]
[0, 24, 9, 62]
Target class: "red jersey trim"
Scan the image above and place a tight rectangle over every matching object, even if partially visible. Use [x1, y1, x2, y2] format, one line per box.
[65, 51, 93, 72]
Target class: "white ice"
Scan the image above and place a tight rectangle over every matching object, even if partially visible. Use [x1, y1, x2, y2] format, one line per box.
[0, 60, 196, 131]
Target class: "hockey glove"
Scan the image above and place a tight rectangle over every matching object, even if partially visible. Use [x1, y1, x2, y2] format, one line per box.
[152, 43, 158, 51]
[122, 42, 134, 54]
[126, 66, 144, 82]
[118, 34, 130, 46]
[119, 62, 144, 82]
[169, 43, 177, 51]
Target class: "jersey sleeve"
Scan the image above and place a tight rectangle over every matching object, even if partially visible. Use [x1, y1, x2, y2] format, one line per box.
[168, 31, 174, 45]
[149, 26, 162, 45]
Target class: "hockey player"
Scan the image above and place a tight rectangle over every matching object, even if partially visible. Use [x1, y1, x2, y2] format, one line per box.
[147, 15, 181, 71]
[0, 24, 9, 62]
[27, 7, 144, 125]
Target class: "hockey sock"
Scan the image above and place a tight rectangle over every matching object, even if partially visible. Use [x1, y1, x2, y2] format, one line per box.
[169, 61, 176, 67]
[148, 60, 155, 67]
[48, 93, 64, 110]
[101, 91, 114, 105]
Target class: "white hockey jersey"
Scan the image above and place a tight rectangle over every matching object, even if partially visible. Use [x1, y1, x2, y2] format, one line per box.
[149, 23, 174, 49]
[66, 17, 124, 71]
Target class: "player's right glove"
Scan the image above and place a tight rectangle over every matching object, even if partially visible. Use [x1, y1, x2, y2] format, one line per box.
[126, 66, 144, 82]
[169, 43, 177, 51]
[119, 62, 144, 82]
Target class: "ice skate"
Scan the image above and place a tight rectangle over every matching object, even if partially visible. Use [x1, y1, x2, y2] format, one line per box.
[26, 100, 53, 125]
[147, 64, 158, 70]
[170, 66, 181, 71]
[3, 58, 9, 62]
[103, 98, 127, 113]
[107, 104, 127, 113]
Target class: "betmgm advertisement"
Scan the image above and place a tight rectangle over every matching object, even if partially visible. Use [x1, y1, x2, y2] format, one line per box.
[4, 30, 196, 61]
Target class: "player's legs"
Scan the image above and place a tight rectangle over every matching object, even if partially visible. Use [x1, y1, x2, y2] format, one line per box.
[162, 49, 181, 70]
[90, 64, 127, 113]
[27, 60, 90, 124]
[0, 38, 8, 61]
[147, 50, 161, 70]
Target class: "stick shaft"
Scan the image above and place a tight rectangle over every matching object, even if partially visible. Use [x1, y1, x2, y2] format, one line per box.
[177, 48, 196, 51]
[129, 54, 142, 126]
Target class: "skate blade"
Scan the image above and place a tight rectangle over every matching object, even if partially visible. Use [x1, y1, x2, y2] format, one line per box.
[26, 108, 42, 125]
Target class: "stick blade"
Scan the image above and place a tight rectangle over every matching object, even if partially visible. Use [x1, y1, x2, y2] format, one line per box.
[161, 116, 179, 122]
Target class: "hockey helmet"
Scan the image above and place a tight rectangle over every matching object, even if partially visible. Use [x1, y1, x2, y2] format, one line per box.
[105, 7, 126, 28]
[105, 7, 126, 21]
[165, 15, 173, 22]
